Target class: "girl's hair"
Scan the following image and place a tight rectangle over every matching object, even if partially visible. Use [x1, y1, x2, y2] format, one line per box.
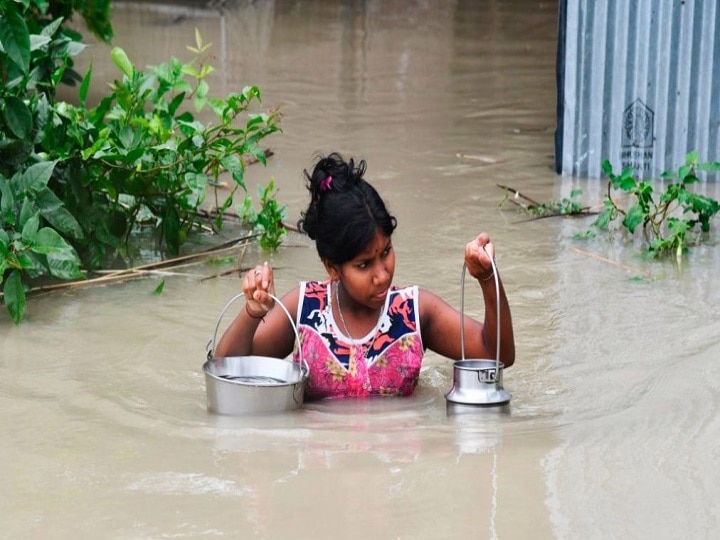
[297, 152, 397, 265]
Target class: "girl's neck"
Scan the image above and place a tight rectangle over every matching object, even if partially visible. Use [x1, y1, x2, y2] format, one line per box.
[334, 281, 383, 337]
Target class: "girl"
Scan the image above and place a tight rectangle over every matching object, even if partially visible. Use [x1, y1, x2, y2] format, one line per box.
[215, 153, 515, 399]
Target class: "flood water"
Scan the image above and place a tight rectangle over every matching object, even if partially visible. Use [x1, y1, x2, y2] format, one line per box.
[3, 1, 720, 538]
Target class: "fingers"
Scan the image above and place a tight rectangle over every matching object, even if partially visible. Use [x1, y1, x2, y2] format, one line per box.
[243, 261, 275, 313]
[254, 260, 270, 289]
[464, 233, 496, 281]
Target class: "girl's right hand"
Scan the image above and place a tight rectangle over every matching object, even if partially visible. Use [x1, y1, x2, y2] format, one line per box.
[243, 262, 275, 317]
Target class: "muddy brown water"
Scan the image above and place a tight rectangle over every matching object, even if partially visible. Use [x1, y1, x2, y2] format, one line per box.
[3, 1, 720, 538]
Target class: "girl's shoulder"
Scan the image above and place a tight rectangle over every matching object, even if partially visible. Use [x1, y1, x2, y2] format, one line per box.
[390, 283, 417, 294]
[416, 287, 454, 319]
[297, 280, 331, 314]
[386, 285, 420, 319]
[299, 279, 335, 302]
[301, 279, 329, 295]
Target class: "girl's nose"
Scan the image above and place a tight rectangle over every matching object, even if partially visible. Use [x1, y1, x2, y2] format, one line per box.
[374, 264, 390, 286]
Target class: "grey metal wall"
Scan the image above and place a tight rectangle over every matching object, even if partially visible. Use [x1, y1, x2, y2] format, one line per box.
[556, 0, 720, 179]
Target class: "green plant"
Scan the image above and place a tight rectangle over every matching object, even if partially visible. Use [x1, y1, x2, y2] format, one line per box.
[1, 14, 282, 323]
[526, 188, 586, 217]
[497, 184, 590, 218]
[1, 1, 98, 323]
[0, 2, 94, 178]
[0, 0, 112, 99]
[594, 151, 720, 259]
[0, 161, 84, 323]
[238, 179, 287, 252]
[69, 33, 281, 257]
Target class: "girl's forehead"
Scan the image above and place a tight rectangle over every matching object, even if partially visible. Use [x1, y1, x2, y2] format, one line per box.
[354, 231, 392, 258]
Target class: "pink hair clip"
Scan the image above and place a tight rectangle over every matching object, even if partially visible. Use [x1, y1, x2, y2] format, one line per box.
[320, 175, 333, 192]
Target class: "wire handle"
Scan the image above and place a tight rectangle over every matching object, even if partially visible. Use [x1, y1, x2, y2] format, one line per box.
[459, 247, 501, 378]
[206, 292, 309, 376]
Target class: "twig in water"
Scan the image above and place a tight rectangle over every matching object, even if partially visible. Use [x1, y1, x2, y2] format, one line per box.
[570, 246, 651, 278]
[24, 233, 261, 296]
[496, 183, 543, 207]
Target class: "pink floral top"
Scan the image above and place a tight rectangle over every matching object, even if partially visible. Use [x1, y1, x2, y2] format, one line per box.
[293, 281, 424, 400]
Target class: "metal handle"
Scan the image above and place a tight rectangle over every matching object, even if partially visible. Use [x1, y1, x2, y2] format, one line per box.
[459, 248, 501, 376]
[207, 292, 309, 376]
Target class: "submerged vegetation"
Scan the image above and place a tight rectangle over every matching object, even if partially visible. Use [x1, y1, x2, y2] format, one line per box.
[0, 1, 284, 322]
[498, 183, 590, 218]
[500, 151, 720, 262]
[595, 151, 720, 259]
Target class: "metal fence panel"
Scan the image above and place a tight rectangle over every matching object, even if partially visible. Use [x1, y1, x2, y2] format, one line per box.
[556, 0, 720, 179]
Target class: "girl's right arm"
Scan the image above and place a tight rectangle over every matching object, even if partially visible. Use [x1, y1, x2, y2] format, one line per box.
[213, 263, 299, 360]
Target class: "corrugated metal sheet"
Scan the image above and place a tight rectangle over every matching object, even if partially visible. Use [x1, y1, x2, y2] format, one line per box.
[556, 0, 720, 179]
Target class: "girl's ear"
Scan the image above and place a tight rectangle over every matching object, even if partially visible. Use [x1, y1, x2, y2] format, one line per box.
[322, 259, 340, 281]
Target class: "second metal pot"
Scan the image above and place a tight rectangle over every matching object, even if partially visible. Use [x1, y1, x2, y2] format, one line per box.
[204, 292, 309, 416]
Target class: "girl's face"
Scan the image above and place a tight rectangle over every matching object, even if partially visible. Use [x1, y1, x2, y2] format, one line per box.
[326, 229, 395, 311]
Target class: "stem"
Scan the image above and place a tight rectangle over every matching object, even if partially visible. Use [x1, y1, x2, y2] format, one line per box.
[607, 180, 626, 217]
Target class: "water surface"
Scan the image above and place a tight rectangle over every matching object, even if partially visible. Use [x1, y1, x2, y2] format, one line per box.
[2, 1, 720, 538]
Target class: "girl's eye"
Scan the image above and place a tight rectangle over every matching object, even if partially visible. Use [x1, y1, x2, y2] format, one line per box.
[357, 261, 369, 269]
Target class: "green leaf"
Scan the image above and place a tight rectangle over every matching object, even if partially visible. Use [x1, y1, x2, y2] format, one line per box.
[110, 47, 134, 78]
[619, 171, 636, 191]
[30, 227, 76, 255]
[40, 17, 65, 38]
[622, 204, 645, 233]
[2, 96, 33, 139]
[29, 34, 51, 52]
[180, 64, 200, 78]
[18, 197, 35, 228]
[0, 181, 14, 224]
[0, 9, 31, 74]
[697, 161, 720, 173]
[678, 165, 692, 180]
[196, 79, 209, 98]
[18, 161, 58, 191]
[3, 269, 26, 323]
[153, 279, 165, 294]
[21, 213, 40, 244]
[45, 251, 84, 280]
[79, 63, 93, 108]
[221, 154, 245, 187]
[666, 218, 687, 237]
[41, 206, 85, 241]
[16, 251, 41, 272]
[32, 186, 63, 212]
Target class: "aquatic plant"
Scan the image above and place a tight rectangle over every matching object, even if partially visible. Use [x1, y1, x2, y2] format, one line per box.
[497, 184, 591, 218]
[0, 2, 281, 323]
[237, 179, 288, 252]
[595, 151, 720, 259]
[73, 31, 281, 257]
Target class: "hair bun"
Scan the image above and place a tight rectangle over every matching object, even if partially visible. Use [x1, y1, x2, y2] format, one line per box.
[307, 153, 366, 195]
[298, 152, 394, 262]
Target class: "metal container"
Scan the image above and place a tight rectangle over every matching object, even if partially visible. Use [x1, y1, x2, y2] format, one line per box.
[203, 293, 309, 416]
[445, 255, 512, 407]
[445, 359, 510, 406]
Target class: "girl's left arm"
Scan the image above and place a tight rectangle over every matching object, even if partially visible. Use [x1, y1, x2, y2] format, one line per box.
[419, 234, 515, 366]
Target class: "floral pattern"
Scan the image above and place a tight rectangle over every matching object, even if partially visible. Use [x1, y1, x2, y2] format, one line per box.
[293, 281, 424, 400]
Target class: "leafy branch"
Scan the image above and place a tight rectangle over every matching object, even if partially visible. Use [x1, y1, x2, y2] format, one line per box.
[594, 151, 720, 259]
[497, 183, 594, 219]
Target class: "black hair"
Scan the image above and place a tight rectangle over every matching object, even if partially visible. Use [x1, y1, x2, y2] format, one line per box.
[297, 152, 397, 265]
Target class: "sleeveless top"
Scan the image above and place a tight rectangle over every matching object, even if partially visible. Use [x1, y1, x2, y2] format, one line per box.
[293, 281, 424, 400]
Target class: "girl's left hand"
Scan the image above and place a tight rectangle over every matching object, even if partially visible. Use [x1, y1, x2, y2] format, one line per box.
[464, 233, 495, 282]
